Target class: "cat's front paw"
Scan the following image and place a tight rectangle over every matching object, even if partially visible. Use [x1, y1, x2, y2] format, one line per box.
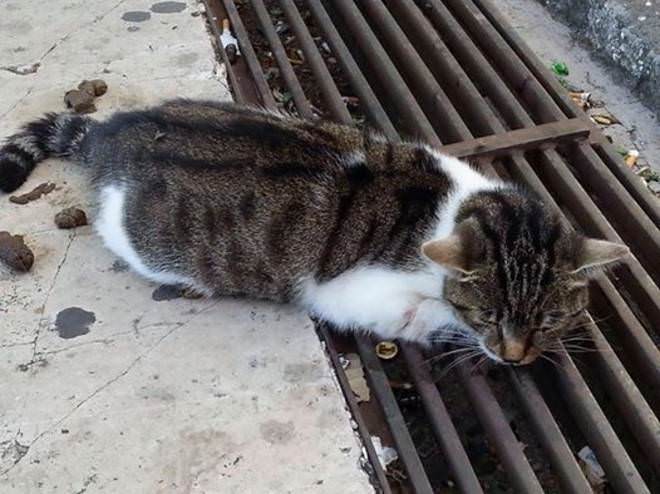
[397, 299, 451, 345]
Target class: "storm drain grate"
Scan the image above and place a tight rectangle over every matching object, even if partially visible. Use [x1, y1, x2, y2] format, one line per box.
[202, 1, 660, 492]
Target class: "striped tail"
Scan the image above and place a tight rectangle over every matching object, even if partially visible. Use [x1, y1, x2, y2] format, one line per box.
[0, 112, 92, 192]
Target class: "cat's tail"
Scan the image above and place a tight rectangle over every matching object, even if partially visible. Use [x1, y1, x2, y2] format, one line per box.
[0, 112, 93, 192]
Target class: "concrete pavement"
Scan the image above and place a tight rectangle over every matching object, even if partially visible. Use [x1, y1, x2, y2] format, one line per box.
[0, 1, 372, 492]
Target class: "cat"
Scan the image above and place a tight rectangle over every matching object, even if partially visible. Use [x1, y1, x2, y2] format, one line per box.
[0, 100, 629, 365]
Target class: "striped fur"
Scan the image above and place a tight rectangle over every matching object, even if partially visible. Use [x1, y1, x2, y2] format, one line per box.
[0, 113, 91, 192]
[0, 100, 628, 362]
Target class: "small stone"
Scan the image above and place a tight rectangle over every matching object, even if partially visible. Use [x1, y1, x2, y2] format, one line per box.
[0, 231, 34, 272]
[647, 180, 660, 195]
[54, 207, 88, 229]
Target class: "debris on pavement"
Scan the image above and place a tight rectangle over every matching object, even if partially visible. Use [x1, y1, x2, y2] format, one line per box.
[646, 175, 660, 195]
[64, 79, 108, 113]
[569, 91, 591, 110]
[551, 61, 569, 76]
[591, 113, 620, 126]
[624, 149, 639, 168]
[371, 436, 399, 470]
[1, 62, 40, 75]
[375, 341, 399, 360]
[54, 207, 88, 229]
[9, 182, 56, 204]
[578, 446, 607, 492]
[344, 353, 370, 402]
[0, 231, 34, 272]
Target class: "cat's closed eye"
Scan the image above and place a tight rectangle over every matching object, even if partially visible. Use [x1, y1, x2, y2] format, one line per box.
[539, 310, 565, 330]
[475, 308, 498, 325]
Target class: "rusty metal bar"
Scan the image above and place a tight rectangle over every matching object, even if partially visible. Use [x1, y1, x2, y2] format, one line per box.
[508, 368, 593, 494]
[278, 0, 353, 123]
[583, 316, 660, 471]
[443, 0, 564, 123]
[356, 337, 434, 494]
[456, 363, 545, 493]
[222, 0, 276, 108]
[438, 118, 591, 159]
[402, 346, 484, 493]
[331, 0, 441, 145]
[555, 350, 651, 493]
[359, 0, 471, 143]
[304, 1, 399, 141]
[318, 325, 392, 493]
[251, 0, 314, 119]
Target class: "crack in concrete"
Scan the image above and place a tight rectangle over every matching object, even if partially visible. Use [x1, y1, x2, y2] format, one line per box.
[1, 302, 218, 476]
[0, 0, 129, 85]
[0, 340, 35, 349]
[0, 433, 30, 474]
[73, 473, 98, 494]
[17, 232, 75, 373]
[40, 321, 184, 356]
[0, 86, 34, 121]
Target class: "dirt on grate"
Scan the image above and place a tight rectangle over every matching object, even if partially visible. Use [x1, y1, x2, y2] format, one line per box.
[236, 0, 365, 123]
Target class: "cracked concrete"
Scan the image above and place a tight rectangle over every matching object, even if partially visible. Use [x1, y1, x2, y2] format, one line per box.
[0, 1, 371, 493]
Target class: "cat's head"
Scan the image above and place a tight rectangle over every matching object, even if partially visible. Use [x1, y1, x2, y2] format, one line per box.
[422, 189, 629, 365]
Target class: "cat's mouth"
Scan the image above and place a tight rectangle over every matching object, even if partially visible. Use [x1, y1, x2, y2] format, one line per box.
[479, 341, 541, 366]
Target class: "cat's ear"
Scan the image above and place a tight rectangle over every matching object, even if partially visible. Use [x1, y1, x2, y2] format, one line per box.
[422, 221, 479, 274]
[572, 238, 630, 274]
[422, 235, 469, 273]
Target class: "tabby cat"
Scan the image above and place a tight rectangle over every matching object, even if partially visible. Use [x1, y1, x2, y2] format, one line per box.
[0, 100, 628, 364]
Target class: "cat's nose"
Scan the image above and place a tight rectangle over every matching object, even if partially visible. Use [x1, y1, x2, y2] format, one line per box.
[501, 338, 526, 363]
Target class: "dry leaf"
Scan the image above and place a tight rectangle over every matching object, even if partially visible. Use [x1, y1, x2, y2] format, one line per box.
[591, 113, 619, 125]
[625, 150, 639, 168]
[344, 353, 370, 402]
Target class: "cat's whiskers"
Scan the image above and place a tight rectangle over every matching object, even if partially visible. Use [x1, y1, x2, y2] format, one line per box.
[437, 350, 484, 379]
[424, 344, 481, 365]
[538, 352, 567, 374]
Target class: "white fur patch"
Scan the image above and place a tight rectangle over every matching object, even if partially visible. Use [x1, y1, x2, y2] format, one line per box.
[96, 185, 191, 286]
[424, 148, 503, 239]
[298, 265, 462, 343]
[342, 151, 366, 167]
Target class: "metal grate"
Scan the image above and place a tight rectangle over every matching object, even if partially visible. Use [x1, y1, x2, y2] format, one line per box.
[203, 1, 660, 492]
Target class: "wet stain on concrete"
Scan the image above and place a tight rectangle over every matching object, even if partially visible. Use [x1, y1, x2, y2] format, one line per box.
[283, 362, 324, 383]
[110, 259, 129, 272]
[54, 307, 96, 339]
[152, 284, 182, 301]
[260, 420, 295, 445]
[121, 11, 151, 22]
[175, 52, 199, 67]
[151, 1, 187, 13]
